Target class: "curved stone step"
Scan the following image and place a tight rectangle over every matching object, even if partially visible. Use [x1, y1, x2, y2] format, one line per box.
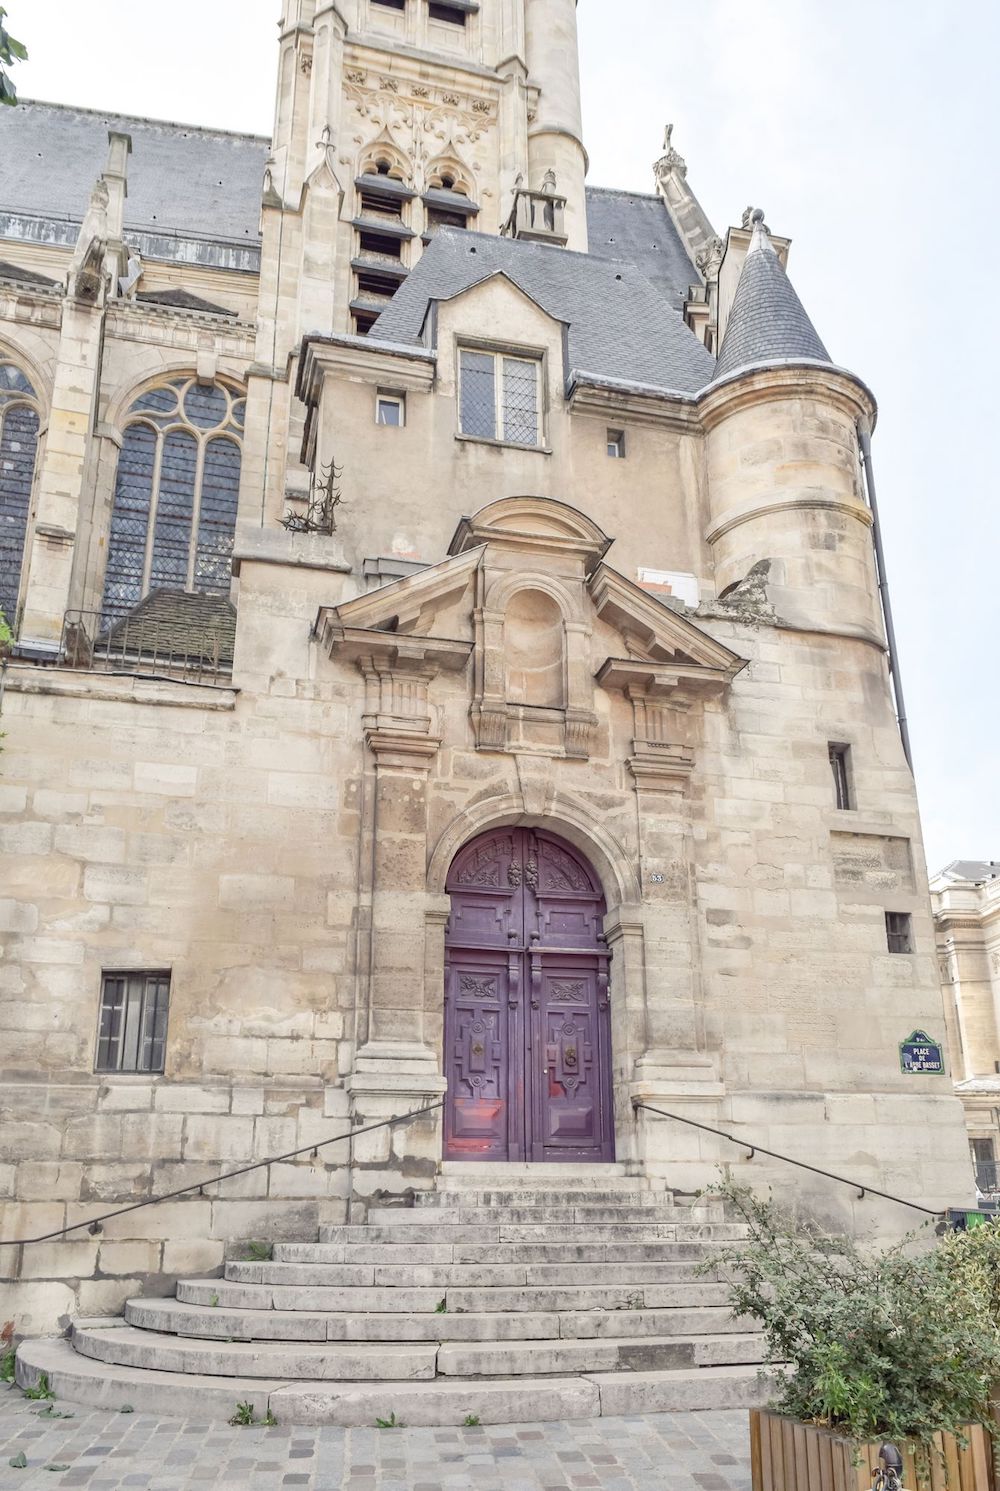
[224, 1258, 720, 1288]
[177, 1278, 728, 1314]
[126, 1297, 751, 1344]
[276, 1240, 722, 1265]
[414, 1191, 666, 1208]
[366, 1205, 696, 1225]
[317, 1223, 724, 1245]
[72, 1325, 438, 1381]
[16, 1337, 772, 1426]
[435, 1334, 765, 1376]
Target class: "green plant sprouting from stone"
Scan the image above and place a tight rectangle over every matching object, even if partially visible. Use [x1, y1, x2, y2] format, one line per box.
[228, 1400, 276, 1427]
[0, 9, 27, 107]
[463, 1414, 481, 1427]
[375, 1411, 404, 1429]
[706, 1179, 1000, 1455]
[244, 1241, 273, 1262]
[23, 1373, 55, 1401]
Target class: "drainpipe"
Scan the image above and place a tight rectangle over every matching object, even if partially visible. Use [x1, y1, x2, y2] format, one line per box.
[857, 418, 913, 772]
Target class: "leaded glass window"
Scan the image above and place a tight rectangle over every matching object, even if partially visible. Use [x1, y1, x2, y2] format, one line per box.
[458, 349, 540, 446]
[0, 362, 41, 626]
[102, 378, 243, 622]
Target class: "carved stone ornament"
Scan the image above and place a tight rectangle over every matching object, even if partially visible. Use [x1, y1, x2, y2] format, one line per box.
[346, 69, 366, 85]
[654, 122, 687, 179]
[695, 235, 724, 282]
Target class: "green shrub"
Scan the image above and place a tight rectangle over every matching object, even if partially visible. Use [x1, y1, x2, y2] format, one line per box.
[708, 1181, 1000, 1451]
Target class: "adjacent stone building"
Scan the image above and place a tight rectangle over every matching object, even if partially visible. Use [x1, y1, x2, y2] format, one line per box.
[932, 860, 1000, 1194]
[0, 0, 975, 1335]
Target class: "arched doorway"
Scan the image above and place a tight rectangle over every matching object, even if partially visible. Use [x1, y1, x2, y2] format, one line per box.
[443, 828, 614, 1163]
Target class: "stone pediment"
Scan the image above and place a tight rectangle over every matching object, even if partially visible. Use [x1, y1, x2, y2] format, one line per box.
[588, 564, 745, 681]
[317, 497, 745, 764]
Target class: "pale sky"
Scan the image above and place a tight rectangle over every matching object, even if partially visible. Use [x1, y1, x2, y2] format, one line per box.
[8, 1, 999, 873]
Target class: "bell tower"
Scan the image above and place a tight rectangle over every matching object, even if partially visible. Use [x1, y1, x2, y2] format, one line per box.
[237, 0, 588, 532]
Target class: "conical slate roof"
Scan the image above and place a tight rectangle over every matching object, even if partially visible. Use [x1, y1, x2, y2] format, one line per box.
[714, 210, 831, 380]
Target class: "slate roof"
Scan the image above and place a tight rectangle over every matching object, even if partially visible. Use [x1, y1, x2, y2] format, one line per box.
[104, 589, 236, 670]
[0, 259, 58, 288]
[136, 287, 237, 317]
[714, 215, 831, 380]
[585, 186, 700, 311]
[0, 100, 268, 245]
[368, 228, 716, 396]
[937, 860, 1000, 885]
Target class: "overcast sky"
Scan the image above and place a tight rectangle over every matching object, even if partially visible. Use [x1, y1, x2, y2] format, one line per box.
[10, 1, 999, 873]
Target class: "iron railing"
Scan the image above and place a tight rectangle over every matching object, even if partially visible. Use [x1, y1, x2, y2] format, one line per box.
[633, 1099, 945, 1218]
[60, 607, 234, 685]
[974, 1161, 1000, 1200]
[0, 1099, 445, 1274]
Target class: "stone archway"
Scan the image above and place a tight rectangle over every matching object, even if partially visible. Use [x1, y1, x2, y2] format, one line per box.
[443, 826, 615, 1163]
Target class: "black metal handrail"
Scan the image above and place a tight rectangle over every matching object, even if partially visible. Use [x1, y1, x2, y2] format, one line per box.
[633, 1099, 944, 1218]
[0, 1099, 445, 1264]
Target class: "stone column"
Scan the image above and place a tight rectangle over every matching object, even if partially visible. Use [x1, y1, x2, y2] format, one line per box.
[523, 0, 588, 251]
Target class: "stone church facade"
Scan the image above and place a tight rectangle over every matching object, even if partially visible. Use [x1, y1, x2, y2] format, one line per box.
[0, 0, 973, 1334]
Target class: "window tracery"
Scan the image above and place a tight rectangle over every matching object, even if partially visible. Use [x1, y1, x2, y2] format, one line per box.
[0, 362, 41, 625]
[102, 377, 244, 622]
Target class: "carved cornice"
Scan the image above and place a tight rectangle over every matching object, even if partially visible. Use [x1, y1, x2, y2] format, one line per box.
[596, 658, 732, 697]
[628, 744, 695, 794]
[318, 620, 473, 675]
[588, 565, 746, 679]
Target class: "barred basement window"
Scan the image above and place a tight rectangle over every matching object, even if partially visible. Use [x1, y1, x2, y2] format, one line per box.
[828, 742, 854, 810]
[885, 912, 913, 955]
[96, 971, 171, 1074]
[0, 362, 41, 626]
[102, 378, 244, 623]
[459, 349, 540, 446]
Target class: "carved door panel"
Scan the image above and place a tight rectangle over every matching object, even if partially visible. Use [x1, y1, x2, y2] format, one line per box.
[445, 828, 614, 1163]
[529, 957, 614, 1161]
[443, 950, 518, 1161]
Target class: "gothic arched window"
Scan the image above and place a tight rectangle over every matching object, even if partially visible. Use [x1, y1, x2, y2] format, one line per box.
[0, 362, 41, 625]
[102, 377, 244, 622]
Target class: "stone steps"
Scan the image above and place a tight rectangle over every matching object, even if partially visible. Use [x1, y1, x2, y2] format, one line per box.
[16, 1337, 771, 1427]
[129, 1297, 748, 1343]
[317, 1223, 743, 1244]
[275, 1240, 723, 1264]
[366, 1205, 708, 1225]
[15, 1173, 767, 1426]
[226, 1258, 718, 1286]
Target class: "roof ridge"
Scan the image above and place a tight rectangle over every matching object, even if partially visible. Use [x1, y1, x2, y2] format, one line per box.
[17, 97, 271, 146]
[585, 184, 662, 203]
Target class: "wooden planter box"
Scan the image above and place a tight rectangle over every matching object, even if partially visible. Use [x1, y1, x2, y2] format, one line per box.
[750, 1408, 996, 1491]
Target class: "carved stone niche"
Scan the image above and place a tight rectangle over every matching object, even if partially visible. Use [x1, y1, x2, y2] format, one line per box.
[448, 497, 611, 759]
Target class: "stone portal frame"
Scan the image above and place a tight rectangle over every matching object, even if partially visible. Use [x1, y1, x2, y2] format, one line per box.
[426, 794, 650, 1163]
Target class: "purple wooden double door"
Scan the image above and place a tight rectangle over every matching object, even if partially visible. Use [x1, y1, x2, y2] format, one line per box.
[443, 828, 615, 1163]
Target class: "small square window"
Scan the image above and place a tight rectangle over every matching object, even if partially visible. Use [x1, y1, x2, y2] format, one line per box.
[607, 429, 626, 459]
[96, 971, 170, 1073]
[376, 394, 405, 427]
[828, 742, 854, 810]
[885, 912, 913, 956]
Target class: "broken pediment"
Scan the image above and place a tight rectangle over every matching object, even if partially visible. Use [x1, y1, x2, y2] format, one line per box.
[316, 496, 746, 766]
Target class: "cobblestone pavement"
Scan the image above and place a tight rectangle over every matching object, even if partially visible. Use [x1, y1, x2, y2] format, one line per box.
[0, 1382, 753, 1490]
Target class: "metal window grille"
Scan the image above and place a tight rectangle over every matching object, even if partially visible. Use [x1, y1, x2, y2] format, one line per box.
[829, 743, 853, 810]
[885, 912, 913, 955]
[0, 364, 41, 624]
[96, 972, 170, 1073]
[459, 349, 540, 445]
[101, 379, 244, 625]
